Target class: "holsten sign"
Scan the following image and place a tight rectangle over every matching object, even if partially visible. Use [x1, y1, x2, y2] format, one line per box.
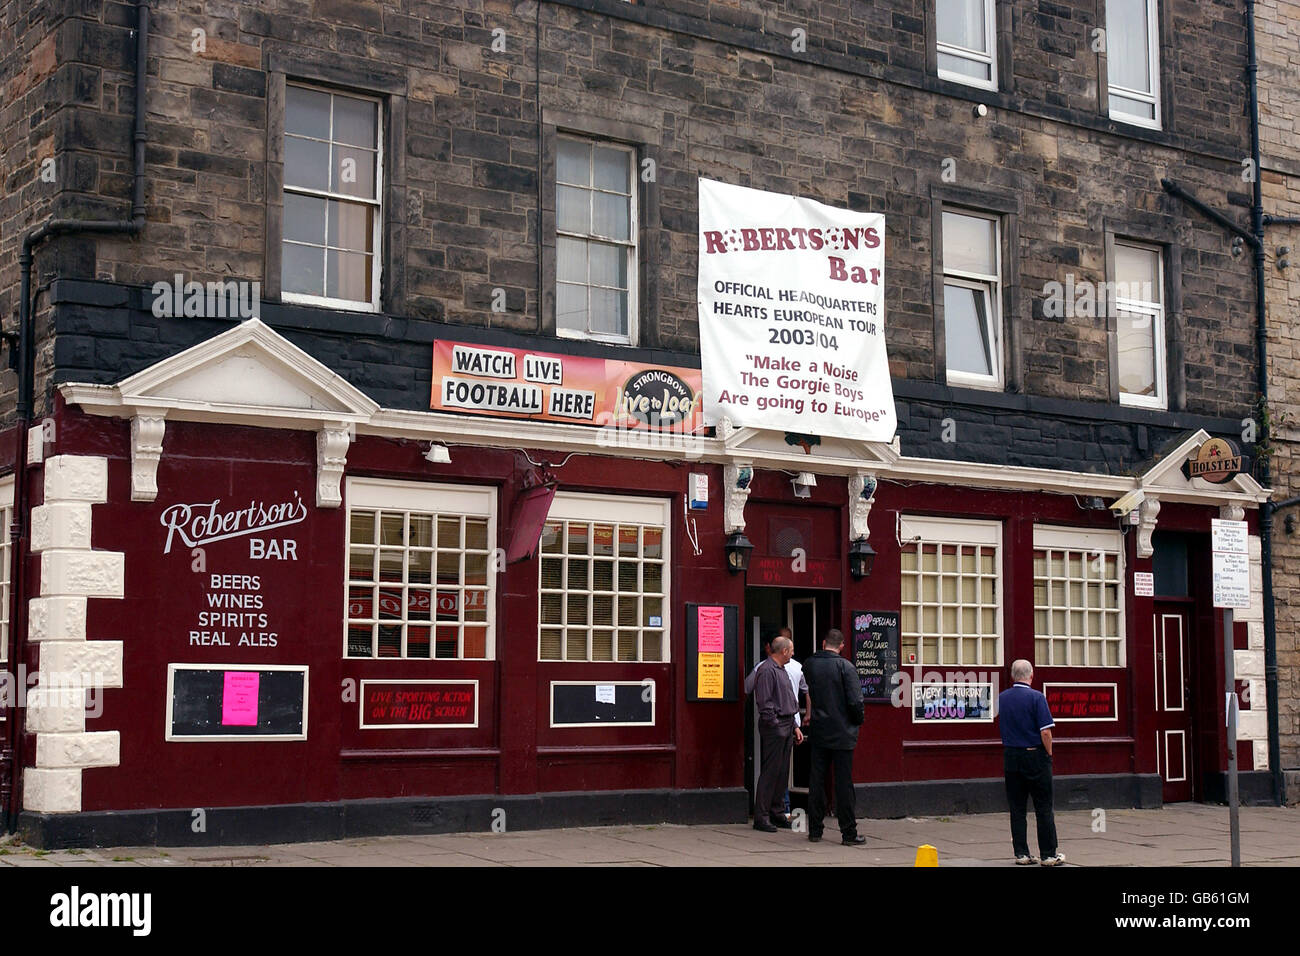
[697, 178, 896, 443]
[431, 340, 704, 432]
[1182, 437, 1246, 485]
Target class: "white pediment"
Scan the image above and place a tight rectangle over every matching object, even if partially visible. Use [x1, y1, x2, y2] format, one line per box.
[1138, 428, 1266, 502]
[717, 420, 899, 474]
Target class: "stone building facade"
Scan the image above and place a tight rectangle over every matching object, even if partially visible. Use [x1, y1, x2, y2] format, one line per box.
[0, 0, 1283, 842]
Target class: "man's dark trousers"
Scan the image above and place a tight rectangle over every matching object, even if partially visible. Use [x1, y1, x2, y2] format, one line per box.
[1004, 746, 1057, 858]
[808, 745, 856, 839]
[755, 717, 795, 825]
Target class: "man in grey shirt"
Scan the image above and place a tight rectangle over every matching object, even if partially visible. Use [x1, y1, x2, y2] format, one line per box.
[752, 636, 800, 832]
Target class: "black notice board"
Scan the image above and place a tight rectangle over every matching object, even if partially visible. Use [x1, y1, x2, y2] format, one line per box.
[685, 602, 739, 702]
[852, 610, 899, 702]
[551, 682, 655, 725]
[168, 667, 307, 739]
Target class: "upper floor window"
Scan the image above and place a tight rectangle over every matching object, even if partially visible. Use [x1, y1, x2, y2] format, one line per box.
[282, 84, 383, 312]
[942, 210, 1003, 389]
[344, 480, 496, 661]
[1106, 0, 1161, 129]
[1114, 241, 1165, 408]
[899, 515, 1003, 668]
[936, 0, 998, 90]
[556, 137, 637, 344]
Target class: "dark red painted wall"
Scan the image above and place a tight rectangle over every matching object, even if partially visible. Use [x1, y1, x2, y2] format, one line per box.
[41, 401, 1238, 812]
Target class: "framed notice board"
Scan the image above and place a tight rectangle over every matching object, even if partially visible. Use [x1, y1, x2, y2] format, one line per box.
[686, 602, 739, 701]
[550, 681, 656, 727]
[166, 664, 308, 742]
[851, 610, 899, 702]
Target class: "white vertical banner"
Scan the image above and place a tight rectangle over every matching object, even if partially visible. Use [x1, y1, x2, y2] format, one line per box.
[696, 178, 896, 443]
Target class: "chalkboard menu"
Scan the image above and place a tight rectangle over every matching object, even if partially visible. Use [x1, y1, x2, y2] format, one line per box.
[167, 665, 308, 741]
[550, 681, 655, 726]
[851, 610, 899, 701]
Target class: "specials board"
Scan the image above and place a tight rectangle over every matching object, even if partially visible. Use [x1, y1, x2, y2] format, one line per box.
[852, 610, 899, 702]
[166, 664, 308, 741]
[911, 682, 995, 723]
[431, 340, 704, 433]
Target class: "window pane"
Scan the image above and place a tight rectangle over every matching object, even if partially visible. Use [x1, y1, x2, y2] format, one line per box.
[332, 95, 377, 149]
[944, 284, 994, 377]
[557, 283, 588, 333]
[590, 288, 628, 336]
[326, 249, 372, 301]
[1109, 93, 1155, 121]
[943, 212, 997, 275]
[937, 0, 987, 51]
[327, 201, 374, 253]
[557, 185, 590, 233]
[592, 192, 630, 239]
[557, 139, 591, 185]
[331, 145, 376, 199]
[286, 86, 331, 139]
[1117, 309, 1157, 396]
[285, 193, 327, 244]
[285, 136, 330, 191]
[1115, 244, 1159, 298]
[557, 237, 587, 283]
[593, 146, 629, 191]
[589, 241, 627, 289]
[282, 242, 325, 296]
[1107, 0, 1152, 94]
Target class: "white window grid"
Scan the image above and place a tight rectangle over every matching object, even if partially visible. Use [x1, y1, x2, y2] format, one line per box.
[943, 210, 1003, 389]
[1115, 240, 1166, 410]
[555, 135, 638, 345]
[936, 0, 999, 91]
[344, 481, 495, 661]
[538, 517, 667, 663]
[1032, 534, 1125, 668]
[900, 518, 1003, 667]
[282, 82, 383, 313]
[1106, 0, 1162, 129]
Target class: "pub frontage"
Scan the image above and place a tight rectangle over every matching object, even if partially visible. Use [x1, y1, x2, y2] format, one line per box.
[9, 309, 1271, 847]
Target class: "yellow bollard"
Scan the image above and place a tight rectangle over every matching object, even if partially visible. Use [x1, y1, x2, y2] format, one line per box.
[915, 844, 938, 867]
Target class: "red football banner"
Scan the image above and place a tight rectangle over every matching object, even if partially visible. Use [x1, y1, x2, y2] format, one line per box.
[431, 340, 704, 432]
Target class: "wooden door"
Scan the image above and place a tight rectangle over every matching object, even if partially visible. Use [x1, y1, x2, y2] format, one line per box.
[1154, 603, 1195, 802]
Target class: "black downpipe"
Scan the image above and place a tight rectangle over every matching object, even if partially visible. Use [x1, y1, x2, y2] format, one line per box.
[1245, 0, 1285, 808]
[3, 1, 149, 835]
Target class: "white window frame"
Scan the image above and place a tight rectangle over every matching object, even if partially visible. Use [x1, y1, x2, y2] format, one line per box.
[898, 514, 1004, 667]
[555, 135, 639, 346]
[942, 210, 1004, 390]
[1114, 240, 1166, 410]
[538, 492, 669, 663]
[1106, 0, 1162, 130]
[343, 478, 497, 661]
[936, 0, 999, 92]
[0, 477, 10, 665]
[282, 82, 384, 313]
[1032, 525, 1127, 668]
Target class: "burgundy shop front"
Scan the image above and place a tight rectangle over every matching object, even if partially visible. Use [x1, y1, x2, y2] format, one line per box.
[13, 321, 1271, 846]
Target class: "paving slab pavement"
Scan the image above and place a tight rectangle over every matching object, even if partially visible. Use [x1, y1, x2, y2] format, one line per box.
[1, 804, 1294, 867]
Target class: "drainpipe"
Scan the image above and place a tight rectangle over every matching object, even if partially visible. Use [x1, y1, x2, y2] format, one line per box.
[3, 0, 149, 835]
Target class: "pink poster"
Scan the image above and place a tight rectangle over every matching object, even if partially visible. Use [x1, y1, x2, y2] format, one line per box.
[221, 671, 260, 726]
[697, 606, 725, 653]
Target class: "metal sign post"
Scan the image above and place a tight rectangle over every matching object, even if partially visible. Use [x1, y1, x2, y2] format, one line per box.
[1212, 518, 1248, 868]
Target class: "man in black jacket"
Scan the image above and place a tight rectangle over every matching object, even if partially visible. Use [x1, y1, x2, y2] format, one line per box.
[802, 628, 866, 846]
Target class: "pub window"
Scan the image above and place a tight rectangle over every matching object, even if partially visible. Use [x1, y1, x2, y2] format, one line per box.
[1105, 0, 1161, 129]
[1114, 241, 1166, 409]
[1032, 526, 1125, 667]
[282, 84, 383, 311]
[0, 478, 10, 663]
[899, 515, 1002, 667]
[538, 494, 668, 662]
[556, 136, 638, 344]
[942, 210, 1003, 389]
[344, 479, 496, 660]
[936, 0, 998, 90]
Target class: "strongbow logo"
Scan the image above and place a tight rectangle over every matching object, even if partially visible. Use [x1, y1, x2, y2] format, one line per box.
[1184, 438, 1244, 485]
[161, 492, 307, 553]
[615, 369, 699, 427]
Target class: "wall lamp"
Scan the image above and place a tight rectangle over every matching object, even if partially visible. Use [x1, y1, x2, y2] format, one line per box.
[848, 538, 876, 580]
[725, 531, 754, 574]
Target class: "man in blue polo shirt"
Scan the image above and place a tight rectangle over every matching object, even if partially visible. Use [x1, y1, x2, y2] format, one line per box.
[996, 660, 1064, 866]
